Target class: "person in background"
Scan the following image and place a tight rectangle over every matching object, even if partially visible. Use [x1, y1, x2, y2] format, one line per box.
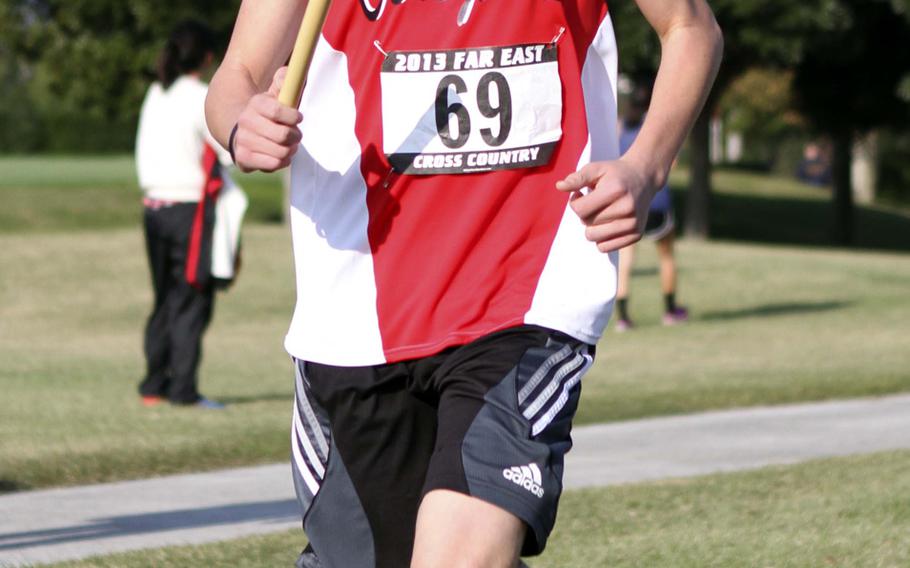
[796, 142, 832, 186]
[135, 20, 243, 409]
[615, 85, 688, 331]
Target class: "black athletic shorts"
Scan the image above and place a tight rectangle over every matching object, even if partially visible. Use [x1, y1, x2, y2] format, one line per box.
[643, 209, 675, 240]
[290, 325, 595, 568]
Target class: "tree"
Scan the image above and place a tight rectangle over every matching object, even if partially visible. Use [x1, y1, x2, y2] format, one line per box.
[0, 3, 43, 151]
[792, 0, 910, 245]
[611, 1, 827, 238]
[0, 0, 241, 152]
[718, 69, 804, 169]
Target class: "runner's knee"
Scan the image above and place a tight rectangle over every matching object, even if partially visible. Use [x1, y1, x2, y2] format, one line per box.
[412, 490, 524, 568]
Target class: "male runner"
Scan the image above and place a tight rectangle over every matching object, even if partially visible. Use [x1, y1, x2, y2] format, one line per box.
[206, 1, 721, 566]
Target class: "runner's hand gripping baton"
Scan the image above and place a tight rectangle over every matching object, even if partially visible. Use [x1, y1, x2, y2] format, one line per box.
[278, 0, 333, 108]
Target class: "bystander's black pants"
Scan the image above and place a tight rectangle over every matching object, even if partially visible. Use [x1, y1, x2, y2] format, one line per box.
[138, 203, 214, 404]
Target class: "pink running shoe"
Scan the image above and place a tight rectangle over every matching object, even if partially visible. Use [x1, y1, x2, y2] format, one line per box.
[615, 318, 634, 332]
[662, 307, 689, 326]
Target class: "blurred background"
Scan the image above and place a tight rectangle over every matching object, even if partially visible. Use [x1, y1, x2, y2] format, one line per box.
[1, 1, 908, 567]
[2, 1, 909, 242]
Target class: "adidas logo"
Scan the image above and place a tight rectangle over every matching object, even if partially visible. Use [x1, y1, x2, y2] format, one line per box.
[502, 463, 545, 498]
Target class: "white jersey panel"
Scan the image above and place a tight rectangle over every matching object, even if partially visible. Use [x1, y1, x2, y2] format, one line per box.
[284, 38, 385, 365]
[523, 16, 620, 344]
[580, 16, 620, 164]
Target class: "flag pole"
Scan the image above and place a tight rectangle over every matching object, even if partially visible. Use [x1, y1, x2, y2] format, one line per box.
[278, 0, 333, 108]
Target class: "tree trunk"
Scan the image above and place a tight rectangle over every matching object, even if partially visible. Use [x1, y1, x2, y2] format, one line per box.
[831, 132, 854, 246]
[685, 105, 712, 239]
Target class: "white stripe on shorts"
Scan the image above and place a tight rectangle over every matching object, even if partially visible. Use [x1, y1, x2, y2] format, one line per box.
[295, 362, 330, 460]
[291, 408, 322, 496]
[293, 402, 326, 479]
[517, 344, 574, 405]
[522, 348, 587, 420]
[530, 348, 593, 436]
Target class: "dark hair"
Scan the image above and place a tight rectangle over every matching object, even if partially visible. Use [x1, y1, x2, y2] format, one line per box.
[157, 20, 215, 89]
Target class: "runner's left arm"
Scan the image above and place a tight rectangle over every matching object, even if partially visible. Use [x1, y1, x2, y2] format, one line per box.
[556, 0, 723, 253]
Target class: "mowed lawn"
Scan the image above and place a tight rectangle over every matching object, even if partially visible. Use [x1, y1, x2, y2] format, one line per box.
[0, 155, 286, 232]
[1, 156, 909, 492]
[53, 451, 910, 568]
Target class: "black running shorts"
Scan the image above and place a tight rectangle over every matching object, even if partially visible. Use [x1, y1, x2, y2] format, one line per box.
[643, 210, 675, 241]
[290, 325, 595, 568]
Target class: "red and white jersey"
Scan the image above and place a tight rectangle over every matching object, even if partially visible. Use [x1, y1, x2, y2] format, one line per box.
[286, 0, 620, 365]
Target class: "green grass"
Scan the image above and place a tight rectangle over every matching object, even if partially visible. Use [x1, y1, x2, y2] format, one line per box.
[0, 156, 138, 189]
[0, 155, 285, 232]
[575, 239, 910, 424]
[2, 156, 909, 252]
[2, 156, 909, 492]
[669, 168, 910, 252]
[53, 451, 910, 567]
[1, 221, 908, 492]
[0, 225, 295, 492]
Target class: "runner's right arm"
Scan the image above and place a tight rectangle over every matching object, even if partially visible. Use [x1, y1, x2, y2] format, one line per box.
[556, 0, 722, 253]
[205, 0, 307, 173]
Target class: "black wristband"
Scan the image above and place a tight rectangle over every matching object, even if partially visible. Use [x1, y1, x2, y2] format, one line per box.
[227, 123, 239, 164]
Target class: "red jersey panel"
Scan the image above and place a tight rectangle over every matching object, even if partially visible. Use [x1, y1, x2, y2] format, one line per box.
[285, 1, 619, 365]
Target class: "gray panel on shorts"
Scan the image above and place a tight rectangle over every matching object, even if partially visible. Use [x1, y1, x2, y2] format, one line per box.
[302, 438, 376, 568]
[296, 545, 323, 568]
[460, 344, 579, 555]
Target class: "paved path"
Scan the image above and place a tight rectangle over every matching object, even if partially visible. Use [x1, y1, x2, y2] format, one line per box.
[3, 394, 910, 566]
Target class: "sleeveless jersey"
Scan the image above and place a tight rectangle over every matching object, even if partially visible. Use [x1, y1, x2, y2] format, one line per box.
[285, 0, 620, 365]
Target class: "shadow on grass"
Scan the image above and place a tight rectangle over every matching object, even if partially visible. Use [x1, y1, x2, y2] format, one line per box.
[699, 300, 854, 322]
[0, 499, 299, 553]
[0, 479, 30, 494]
[674, 184, 910, 253]
[631, 267, 658, 277]
[218, 393, 290, 405]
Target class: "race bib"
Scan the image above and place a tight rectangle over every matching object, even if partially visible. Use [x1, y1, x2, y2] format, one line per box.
[380, 43, 562, 175]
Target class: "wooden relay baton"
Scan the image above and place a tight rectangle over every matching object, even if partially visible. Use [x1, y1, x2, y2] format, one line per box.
[278, 0, 333, 108]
